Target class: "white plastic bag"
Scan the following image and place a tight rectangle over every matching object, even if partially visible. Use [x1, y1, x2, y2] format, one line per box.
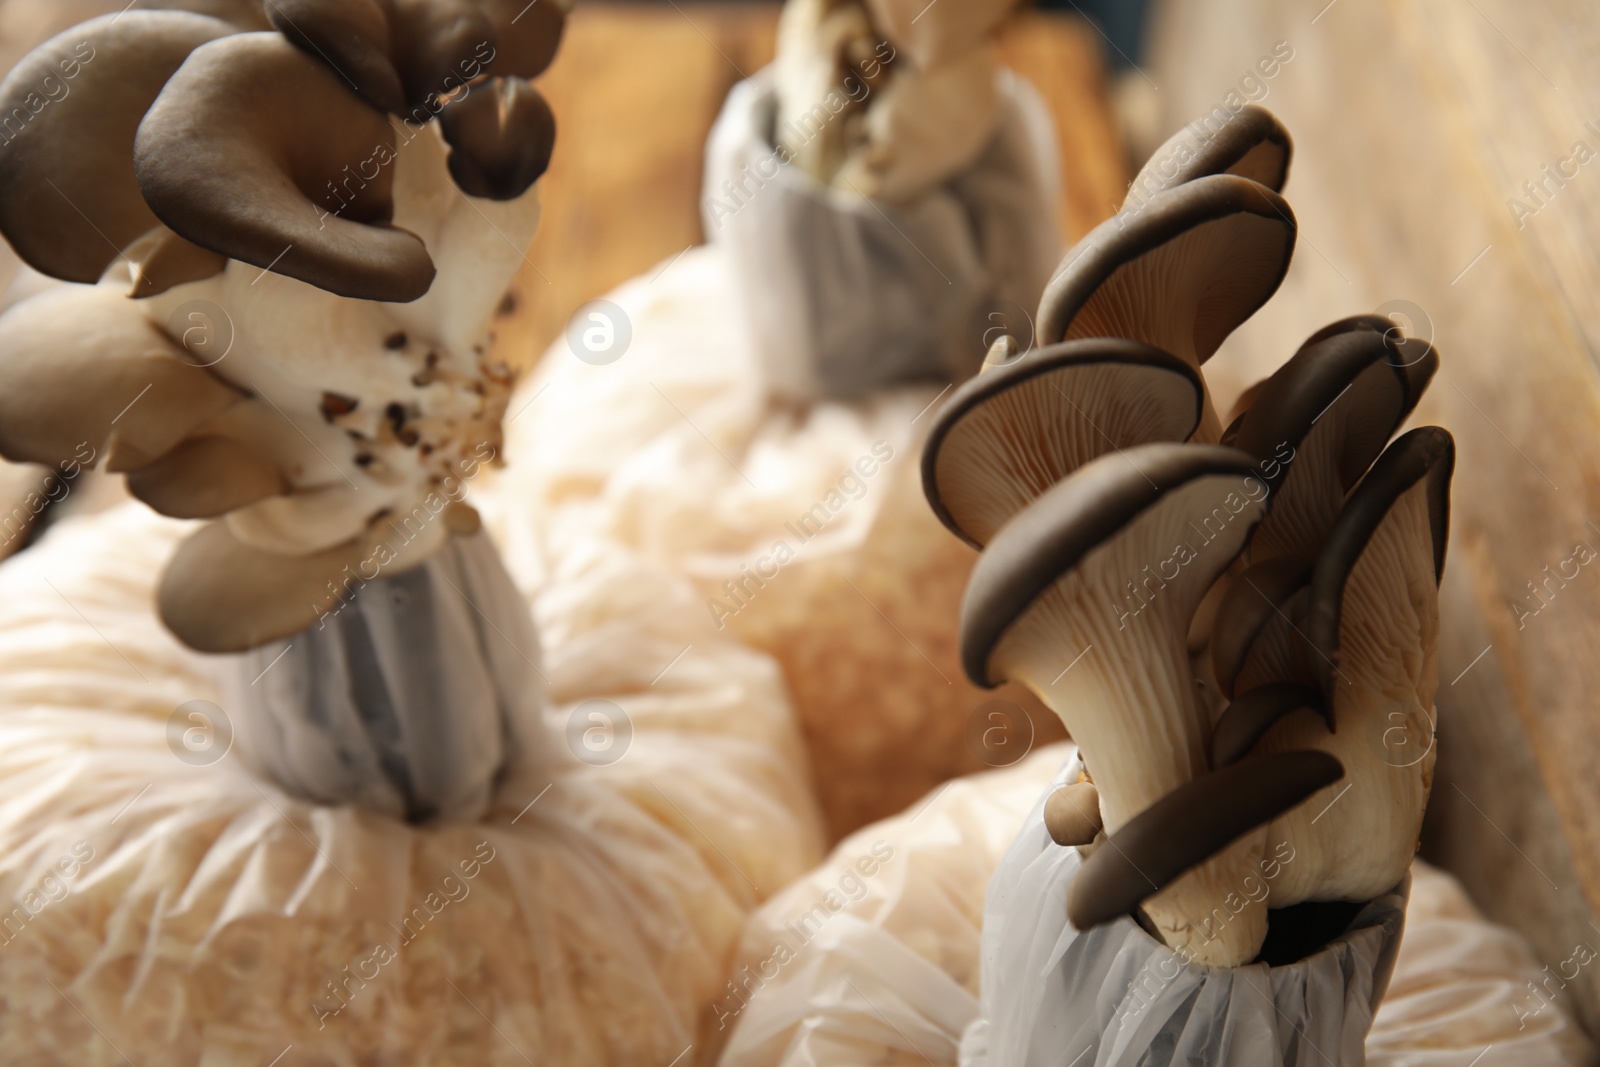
[974, 751, 1404, 1067]
[1366, 862, 1596, 1066]
[0, 501, 825, 1065]
[711, 744, 1071, 1066]
[220, 531, 534, 824]
[703, 66, 1062, 399]
[711, 746, 1595, 1067]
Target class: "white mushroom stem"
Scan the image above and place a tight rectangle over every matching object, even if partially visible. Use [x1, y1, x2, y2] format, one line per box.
[989, 474, 1271, 965]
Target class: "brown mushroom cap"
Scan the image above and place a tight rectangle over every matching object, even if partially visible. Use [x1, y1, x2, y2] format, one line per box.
[0, 12, 233, 283]
[437, 76, 556, 200]
[160, 519, 394, 652]
[134, 31, 437, 302]
[1129, 104, 1293, 200]
[1209, 556, 1312, 699]
[386, 0, 497, 110]
[1210, 683, 1326, 767]
[1066, 749, 1344, 932]
[126, 435, 287, 519]
[476, 0, 567, 80]
[266, 0, 407, 113]
[1036, 175, 1296, 378]
[1306, 426, 1454, 699]
[961, 443, 1267, 687]
[129, 1, 273, 29]
[921, 338, 1204, 550]
[0, 285, 242, 471]
[1232, 316, 1439, 563]
[1045, 781, 1103, 847]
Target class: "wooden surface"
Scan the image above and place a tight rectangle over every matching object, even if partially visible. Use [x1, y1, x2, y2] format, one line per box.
[1148, 0, 1600, 1030]
[492, 2, 1128, 370]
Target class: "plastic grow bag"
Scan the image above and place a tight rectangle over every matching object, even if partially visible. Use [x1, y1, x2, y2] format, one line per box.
[0, 501, 824, 1065]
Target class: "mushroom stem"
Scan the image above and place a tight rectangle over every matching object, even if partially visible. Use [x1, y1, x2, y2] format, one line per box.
[964, 444, 1275, 964]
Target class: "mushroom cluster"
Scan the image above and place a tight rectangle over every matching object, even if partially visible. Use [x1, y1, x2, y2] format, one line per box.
[0, 0, 566, 653]
[774, 0, 1016, 203]
[923, 105, 1454, 968]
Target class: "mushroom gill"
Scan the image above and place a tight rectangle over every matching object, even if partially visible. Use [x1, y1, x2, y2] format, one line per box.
[922, 338, 1204, 549]
[1035, 175, 1297, 442]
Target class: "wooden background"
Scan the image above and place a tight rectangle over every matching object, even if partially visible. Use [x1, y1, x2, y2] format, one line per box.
[1149, 0, 1600, 1029]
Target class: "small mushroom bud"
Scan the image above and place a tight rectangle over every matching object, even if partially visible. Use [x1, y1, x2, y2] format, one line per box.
[1044, 782, 1103, 847]
[0, 12, 233, 283]
[121, 225, 229, 299]
[1036, 175, 1297, 443]
[134, 32, 437, 302]
[922, 338, 1204, 549]
[860, 0, 1014, 70]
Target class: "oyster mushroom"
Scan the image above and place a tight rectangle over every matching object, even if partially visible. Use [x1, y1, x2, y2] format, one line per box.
[0, 11, 233, 283]
[960, 443, 1278, 964]
[266, 0, 409, 113]
[0, 284, 242, 473]
[1044, 780, 1103, 847]
[125, 435, 287, 519]
[133, 31, 437, 302]
[1128, 103, 1293, 200]
[1036, 175, 1297, 442]
[921, 338, 1204, 549]
[437, 76, 557, 200]
[129, 0, 272, 29]
[1067, 749, 1343, 933]
[1249, 427, 1454, 906]
[1210, 682, 1326, 767]
[159, 519, 387, 653]
[1229, 315, 1438, 562]
[476, 0, 568, 80]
